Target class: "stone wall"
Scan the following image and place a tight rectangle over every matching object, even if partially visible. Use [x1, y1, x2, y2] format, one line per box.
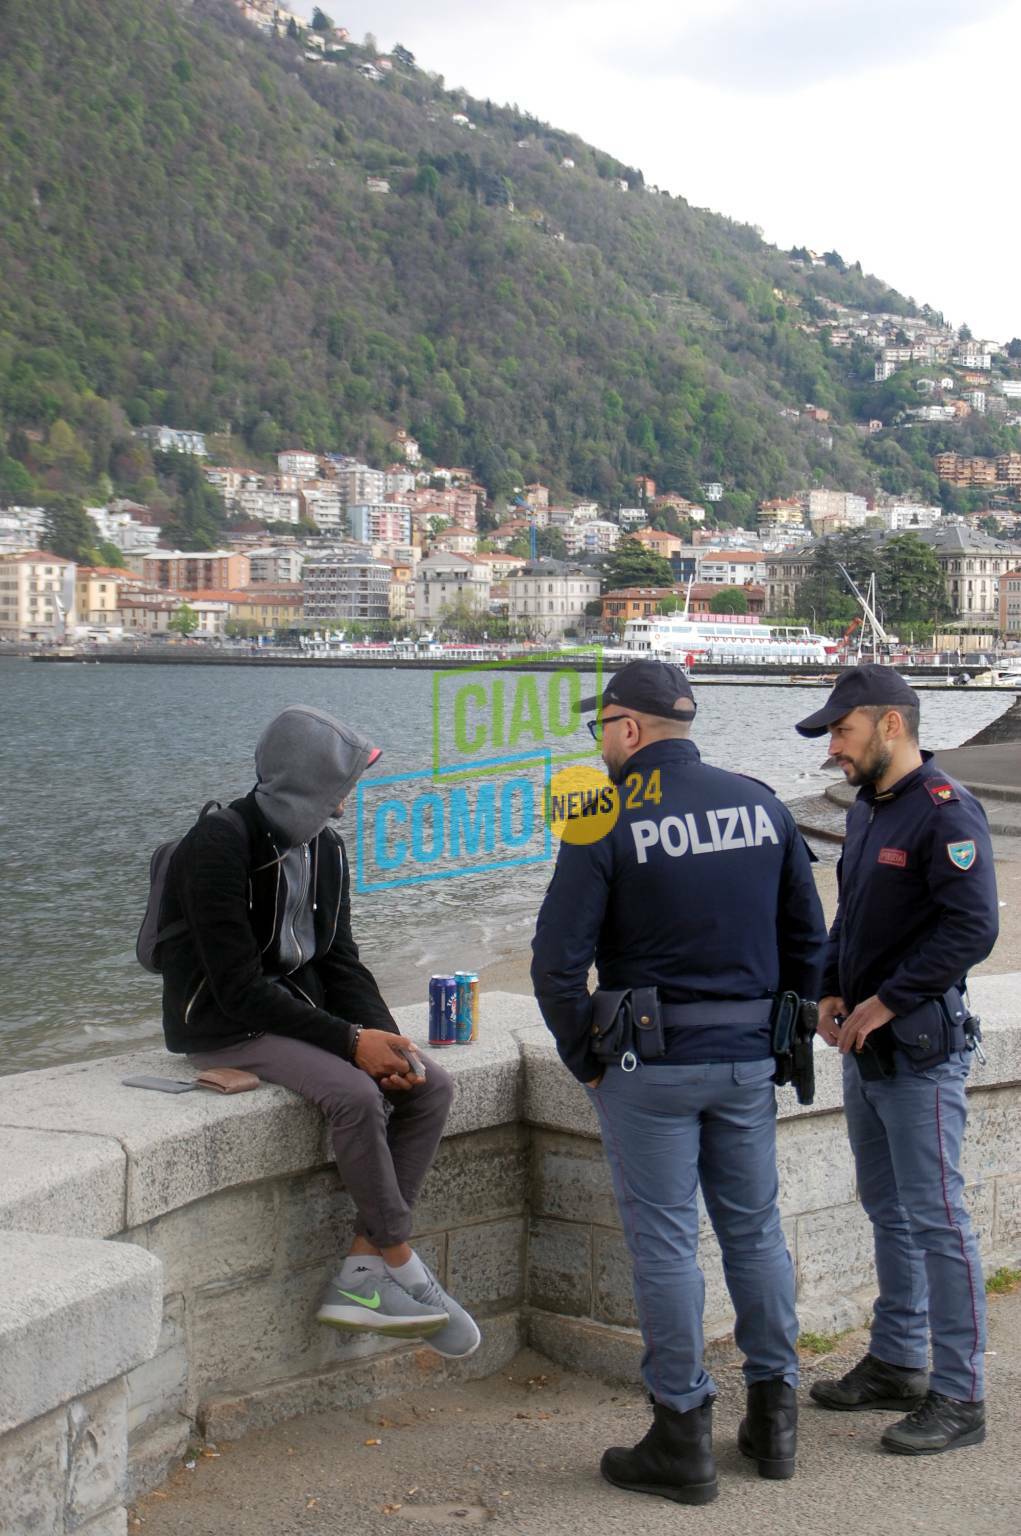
[2, 984, 1020, 1534]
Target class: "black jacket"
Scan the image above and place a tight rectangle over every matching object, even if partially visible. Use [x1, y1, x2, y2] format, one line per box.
[823, 753, 999, 1014]
[160, 791, 398, 1056]
[531, 739, 827, 1082]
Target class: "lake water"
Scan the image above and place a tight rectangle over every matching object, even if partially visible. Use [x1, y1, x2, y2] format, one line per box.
[0, 657, 1009, 1073]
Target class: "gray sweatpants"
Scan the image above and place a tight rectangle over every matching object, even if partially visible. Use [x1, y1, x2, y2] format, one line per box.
[188, 1034, 454, 1248]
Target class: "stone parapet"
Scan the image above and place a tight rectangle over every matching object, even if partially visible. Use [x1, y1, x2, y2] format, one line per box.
[1, 981, 1019, 1532]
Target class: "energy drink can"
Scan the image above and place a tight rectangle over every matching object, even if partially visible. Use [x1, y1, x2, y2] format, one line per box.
[455, 972, 479, 1043]
[428, 976, 457, 1047]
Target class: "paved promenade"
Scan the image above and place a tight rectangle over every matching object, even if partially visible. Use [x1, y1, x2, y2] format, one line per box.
[134, 1290, 1020, 1536]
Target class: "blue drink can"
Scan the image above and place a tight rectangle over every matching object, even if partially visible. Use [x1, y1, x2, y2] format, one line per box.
[454, 973, 472, 1044]
[428, 975, 457, 1047]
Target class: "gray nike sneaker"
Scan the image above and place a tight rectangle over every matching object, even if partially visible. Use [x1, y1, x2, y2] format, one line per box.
[402, 1264, 482, 1359]
[316, 1266, 449, 1338]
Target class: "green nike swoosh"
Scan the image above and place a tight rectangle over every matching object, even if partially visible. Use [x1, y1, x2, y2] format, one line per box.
[335, 1287, 382, 1310]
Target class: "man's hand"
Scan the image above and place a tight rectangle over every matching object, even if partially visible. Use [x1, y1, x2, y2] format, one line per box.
[817, 996, 846, 1048]
[354, 1029, 422, 1085]
[586, 1074, 603, 1090]
[837, 994, 895, 1055]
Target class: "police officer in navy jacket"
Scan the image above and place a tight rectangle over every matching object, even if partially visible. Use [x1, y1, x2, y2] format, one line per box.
[795, 665, 998, 1455]
[531, 660, 827, 1503]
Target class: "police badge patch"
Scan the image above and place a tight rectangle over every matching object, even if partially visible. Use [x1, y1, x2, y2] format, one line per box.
[947, 840, 977, 870]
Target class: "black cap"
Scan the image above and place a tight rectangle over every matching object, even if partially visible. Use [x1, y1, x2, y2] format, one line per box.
[794, 664, 920, 738]
[579, 659, 696, 721]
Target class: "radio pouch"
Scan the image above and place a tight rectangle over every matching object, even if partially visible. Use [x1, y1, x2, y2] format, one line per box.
[890, 987, 968, 1072]
[590, 987, 665, 1067]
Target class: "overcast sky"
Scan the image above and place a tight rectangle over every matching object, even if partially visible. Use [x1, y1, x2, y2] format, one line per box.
[294, 0, 1021, 340]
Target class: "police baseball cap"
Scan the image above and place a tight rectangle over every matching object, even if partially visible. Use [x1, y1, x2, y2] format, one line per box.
[794, 664, 920, 738]
[579, 658, 696, 721]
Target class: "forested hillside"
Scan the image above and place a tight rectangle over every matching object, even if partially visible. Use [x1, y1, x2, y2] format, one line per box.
[0, 0, 1005, 512]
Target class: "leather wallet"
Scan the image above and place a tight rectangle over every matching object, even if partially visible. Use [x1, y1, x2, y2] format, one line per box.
[194, 1067, 261, 1094]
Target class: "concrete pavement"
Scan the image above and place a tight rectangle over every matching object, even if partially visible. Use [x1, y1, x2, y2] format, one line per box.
[133, 1288, 1020, 1536]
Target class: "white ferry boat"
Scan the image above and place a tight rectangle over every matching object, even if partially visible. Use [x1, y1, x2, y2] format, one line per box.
[621, 611, 833, 665]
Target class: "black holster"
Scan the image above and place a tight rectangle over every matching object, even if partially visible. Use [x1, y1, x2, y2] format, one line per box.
[771, 993, 818, 1105]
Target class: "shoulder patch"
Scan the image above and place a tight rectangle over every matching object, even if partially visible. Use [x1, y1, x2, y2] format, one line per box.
[926, 781, 959, 806]
[947, 840, 977, 871]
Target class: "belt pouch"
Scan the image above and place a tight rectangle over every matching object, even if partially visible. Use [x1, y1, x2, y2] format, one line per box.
[890, 988, 964, 1071]
[590, 989, 631, 1064]
[631, 987, 665, 1061]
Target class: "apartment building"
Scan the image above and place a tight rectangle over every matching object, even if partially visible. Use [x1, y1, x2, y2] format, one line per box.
[506, 560, 601, 639]
[277, 450, 320, 480]
[0, 550, 77, 640]
[302, 548, 392, 623]
[142, 551, 251, 591]
[414, 553, 491, 623]
[348, 502, 412, 545]
[999, 569, 1021, 637]
[699, 551, 767, 585]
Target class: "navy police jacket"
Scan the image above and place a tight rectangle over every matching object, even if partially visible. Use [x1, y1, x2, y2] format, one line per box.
[823, 753, 998, 1015]
[531, 738, 827, 1082]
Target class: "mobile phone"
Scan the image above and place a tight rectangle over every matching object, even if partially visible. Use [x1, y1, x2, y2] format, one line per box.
[122, 1075, 197, 1093]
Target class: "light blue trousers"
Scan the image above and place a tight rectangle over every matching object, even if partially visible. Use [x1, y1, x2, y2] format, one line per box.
[842, 1049, 986, 1402]
[588, 1058, 799, 1415]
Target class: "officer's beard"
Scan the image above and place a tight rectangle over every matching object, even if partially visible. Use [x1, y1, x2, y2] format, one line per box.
[840, 729, 893, 788]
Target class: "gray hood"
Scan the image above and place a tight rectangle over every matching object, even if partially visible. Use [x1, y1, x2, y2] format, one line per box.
[254, 705, 380, 847]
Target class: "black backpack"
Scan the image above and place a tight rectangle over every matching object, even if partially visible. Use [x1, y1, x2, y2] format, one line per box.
[136, 801, 247, 974]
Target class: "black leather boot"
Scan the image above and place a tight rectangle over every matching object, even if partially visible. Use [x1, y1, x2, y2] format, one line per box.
[601, 1396, 718, 1504]
[881, 1392, 986, 1455]
[738, 1379, 798, 1479]
[809, 1352, 928, 1412]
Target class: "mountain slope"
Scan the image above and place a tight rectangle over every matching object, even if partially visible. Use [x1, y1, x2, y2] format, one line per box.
[0, 0, 979, 507]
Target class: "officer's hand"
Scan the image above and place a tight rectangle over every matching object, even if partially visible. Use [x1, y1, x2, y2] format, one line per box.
[817, 996, 846, 1047]
[355, 1030, 420, 1082]
[586, 1074, 604, 1090]
[837, 995, 895, 1055]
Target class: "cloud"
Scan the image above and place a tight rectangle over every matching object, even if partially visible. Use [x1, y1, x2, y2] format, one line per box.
[605, 0, 1013, 92]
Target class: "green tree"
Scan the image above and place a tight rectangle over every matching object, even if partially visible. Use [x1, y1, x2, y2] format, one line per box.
[168, 602, 199, 637]
[506, 527, 567, 559]
[311, 8, 333, 32]
[1006, 338, 1021, 361]
[95, 540, 126, 567]
[708, 586, 748, 614]
[42, 495, 99, 562]
[600, 537, 674, 592]
[0, 455, 36, 503]
[878, 533, 950, 629]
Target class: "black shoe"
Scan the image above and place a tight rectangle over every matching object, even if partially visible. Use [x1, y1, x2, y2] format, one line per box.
[601, 1397, 718, 1505]
[881, 1392, 986, 1456]
[738, 1379, 798, 1479]
[809, 1353, 928, 1412]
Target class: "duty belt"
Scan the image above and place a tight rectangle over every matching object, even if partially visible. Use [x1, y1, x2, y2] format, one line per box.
[661, 1000, 774, 1027]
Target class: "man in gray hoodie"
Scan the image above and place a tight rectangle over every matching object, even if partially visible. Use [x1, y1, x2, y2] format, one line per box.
[163, 704, 479, 1357]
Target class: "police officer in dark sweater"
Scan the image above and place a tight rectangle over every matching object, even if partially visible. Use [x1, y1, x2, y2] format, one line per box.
[531, 661, 827, 1504]
[795, 666, 998, 1455]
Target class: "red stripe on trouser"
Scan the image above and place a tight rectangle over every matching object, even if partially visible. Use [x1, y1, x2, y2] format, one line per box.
[934, 1084, 981, 1402]
[595, 1095, 666, 1404]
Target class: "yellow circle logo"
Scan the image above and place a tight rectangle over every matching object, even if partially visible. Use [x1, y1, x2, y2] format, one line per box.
[546, 765, 620, 845]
